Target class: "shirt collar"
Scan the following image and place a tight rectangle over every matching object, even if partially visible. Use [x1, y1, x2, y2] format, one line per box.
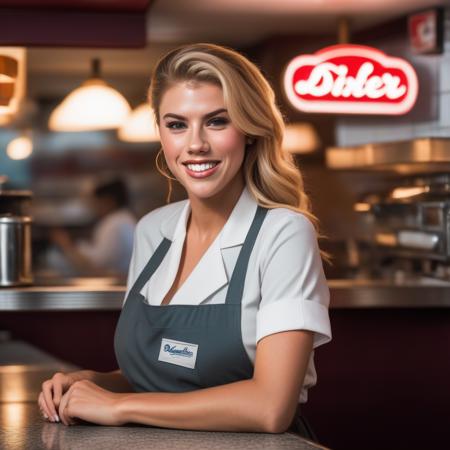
[219, 186, 258, 249]
[159, 199, 189, 244]
[159, 185, 259, 249]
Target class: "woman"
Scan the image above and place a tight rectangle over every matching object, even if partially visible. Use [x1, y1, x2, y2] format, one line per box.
[38, 43, 331, 437]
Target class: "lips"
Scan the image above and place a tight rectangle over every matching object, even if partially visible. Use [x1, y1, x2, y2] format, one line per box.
[183, 161, 221, 179]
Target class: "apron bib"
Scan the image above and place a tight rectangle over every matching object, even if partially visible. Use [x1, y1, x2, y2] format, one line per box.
[114, 205, 268, 393]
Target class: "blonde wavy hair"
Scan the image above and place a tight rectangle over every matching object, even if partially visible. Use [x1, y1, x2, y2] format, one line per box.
[148, 43, 328, 257]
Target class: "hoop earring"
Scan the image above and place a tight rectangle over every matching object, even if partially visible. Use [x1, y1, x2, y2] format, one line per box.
[155, 147, 177, 181]
[155, 147, 177, 203]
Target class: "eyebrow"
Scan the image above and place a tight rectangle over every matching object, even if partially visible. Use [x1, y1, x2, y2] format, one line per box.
[162, 108, 228, 121]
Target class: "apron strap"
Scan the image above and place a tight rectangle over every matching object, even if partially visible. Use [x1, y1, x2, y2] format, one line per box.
[129, 237, 172, 296]
[225, 206, 268, 305]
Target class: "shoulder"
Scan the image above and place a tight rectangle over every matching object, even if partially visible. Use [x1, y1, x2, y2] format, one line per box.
[96, 209, 136, 233]
[135, 199, 187, 246]
[107, 209, 136, 226]
[256, 207, 320, 272]
[260, 207, 317, 245]
[117, 209, 137, 223]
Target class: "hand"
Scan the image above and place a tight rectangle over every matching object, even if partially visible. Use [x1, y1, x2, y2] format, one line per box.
[38, 371, 84, 423]
[58, 379, 125, 426]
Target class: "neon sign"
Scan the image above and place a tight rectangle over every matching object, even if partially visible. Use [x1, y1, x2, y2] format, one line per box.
[283, 44, 418, 115]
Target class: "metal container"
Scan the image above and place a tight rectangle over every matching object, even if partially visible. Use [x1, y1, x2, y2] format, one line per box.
[0, 190, 33, 216]
[0, 215, 33, 286]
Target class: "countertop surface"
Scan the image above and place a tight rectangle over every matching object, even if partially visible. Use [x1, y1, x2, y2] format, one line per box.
[1, 402, 326, 450]
[1, 277, 450, 310]
[0, 343, 327, 450]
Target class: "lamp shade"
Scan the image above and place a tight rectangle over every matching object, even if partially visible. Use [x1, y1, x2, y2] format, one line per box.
[6, 135, 33, 160]
[0, 47, 26, 119]
[282, 123, 320, 154]
[118, 103, 160, 142]
[48, 59, 131, 132]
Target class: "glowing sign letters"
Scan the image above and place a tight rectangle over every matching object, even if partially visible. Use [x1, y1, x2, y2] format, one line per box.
[283, 45, 418, 115]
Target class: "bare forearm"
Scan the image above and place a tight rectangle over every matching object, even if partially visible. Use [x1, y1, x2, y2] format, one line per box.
[116, 378, 281, 433]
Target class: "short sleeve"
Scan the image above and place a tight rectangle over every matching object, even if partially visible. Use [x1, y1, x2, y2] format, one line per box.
[256, 212, 332, 348]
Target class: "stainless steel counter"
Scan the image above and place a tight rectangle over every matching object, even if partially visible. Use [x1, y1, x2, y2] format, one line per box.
[329, 278, 450, 308]
[0, 285, 125, 311]
[1, 278, 450, 311]
[0, 364, 327, 450]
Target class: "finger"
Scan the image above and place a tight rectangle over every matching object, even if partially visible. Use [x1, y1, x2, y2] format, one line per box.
[42, 380, 56, 422]
[66, 406, 78, 426]
[64, 394, 82, 427]
[59, 391, 70, 426]
[38, 393, 50, 420]
[41, 382, 58, 422]
[52, 381, 63, 410]
[61, 383, 83, 426]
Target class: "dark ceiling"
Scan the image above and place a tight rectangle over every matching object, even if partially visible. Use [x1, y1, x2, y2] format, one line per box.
[0, 0, 151, 12]
[0, 0, 154, 48]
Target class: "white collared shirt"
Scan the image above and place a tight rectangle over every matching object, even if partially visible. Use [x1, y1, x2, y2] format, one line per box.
[124, 186, 331, 403]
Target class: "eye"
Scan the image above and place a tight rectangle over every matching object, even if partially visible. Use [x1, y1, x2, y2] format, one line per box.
[207, 117, 229, 127]
[165, 121, 186, 130]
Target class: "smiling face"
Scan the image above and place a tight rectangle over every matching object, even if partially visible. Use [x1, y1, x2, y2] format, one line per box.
[158, 80, 247, 203]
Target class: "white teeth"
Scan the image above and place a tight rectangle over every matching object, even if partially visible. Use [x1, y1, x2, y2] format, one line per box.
[186, 162, 218, 172]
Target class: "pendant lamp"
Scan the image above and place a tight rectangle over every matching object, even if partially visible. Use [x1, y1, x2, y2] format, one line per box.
[6, 130, 33, 160]
[0, 47, 26, 120]
[49, 59, 131, 132]
[282, 123, 320, 154]
[118, 103, 160, 142]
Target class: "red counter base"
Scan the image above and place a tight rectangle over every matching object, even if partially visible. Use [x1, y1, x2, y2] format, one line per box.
[304, 308, 450, 450]
[1, 308, 449, 450]
[0, 311, 120, 371]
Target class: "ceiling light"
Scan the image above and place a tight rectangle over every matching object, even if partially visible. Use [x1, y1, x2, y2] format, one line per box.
[391, 186, 429, 199]
[118, 103, 160, 142]
[48, 58, 131, 132]
[282, 123, 320, 153]
[0, 47, 26, 119]
[6, 134, 33, 160]
[353, 202, 371, 212]
[0, 114, 12, 126]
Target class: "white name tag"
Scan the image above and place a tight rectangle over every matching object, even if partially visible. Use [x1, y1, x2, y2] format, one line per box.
[158, 338, 198, 370]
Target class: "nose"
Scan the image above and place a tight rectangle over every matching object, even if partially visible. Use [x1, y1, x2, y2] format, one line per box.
[188, 125, 209, 153]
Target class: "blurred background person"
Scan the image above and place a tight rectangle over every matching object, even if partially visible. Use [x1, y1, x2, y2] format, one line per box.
[49, 177, 136, 278]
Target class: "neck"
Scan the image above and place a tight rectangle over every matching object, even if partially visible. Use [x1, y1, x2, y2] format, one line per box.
[187, 177, 245, 241]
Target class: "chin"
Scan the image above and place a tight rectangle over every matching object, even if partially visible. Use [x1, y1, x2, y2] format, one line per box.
[180, 170, 243, 201]
[185, 184, 227, 201]
[188, 189, 221, 200]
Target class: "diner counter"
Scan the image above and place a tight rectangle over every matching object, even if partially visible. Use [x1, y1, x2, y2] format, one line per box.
[0, 362, 327, 450]
[1, 277, 450, 311]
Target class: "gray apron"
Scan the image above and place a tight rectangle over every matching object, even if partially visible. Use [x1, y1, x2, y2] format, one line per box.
[114, 205, 268, 393]
[113, 204, 317, 442]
